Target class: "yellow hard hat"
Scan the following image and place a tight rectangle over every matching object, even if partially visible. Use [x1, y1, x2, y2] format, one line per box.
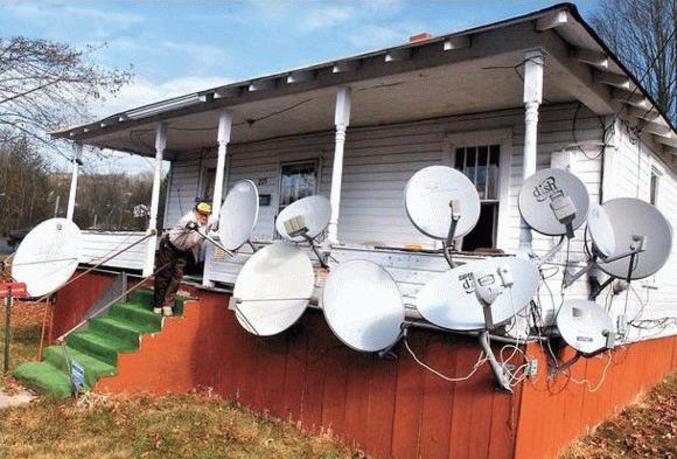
[196, 202, 212, 215]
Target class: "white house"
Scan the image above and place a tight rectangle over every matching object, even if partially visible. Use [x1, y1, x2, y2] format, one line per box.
[54, 3, 677, 343]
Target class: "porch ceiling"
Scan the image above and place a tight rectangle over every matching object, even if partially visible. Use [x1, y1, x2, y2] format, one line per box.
[78, 52, 576, 159]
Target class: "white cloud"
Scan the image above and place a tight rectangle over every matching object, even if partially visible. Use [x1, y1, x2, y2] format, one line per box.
[347, 24, 405, 49]
[7, 2, 144, 34]
[96, 75, 231, 117]
[300, 5, 355, 31]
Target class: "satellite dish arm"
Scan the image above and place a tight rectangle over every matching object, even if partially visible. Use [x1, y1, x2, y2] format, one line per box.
[302, 234, 329, 269]
[565, 243, 645, 289]
[442, 200, 461, 268]
[478, 331, 512, 393]
[247, 240, 259, 253]
[187, 223, 235, 258]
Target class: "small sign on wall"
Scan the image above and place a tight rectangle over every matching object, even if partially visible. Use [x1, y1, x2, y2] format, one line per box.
[259, 194, 271, 206]
[213, 247, 227, 260]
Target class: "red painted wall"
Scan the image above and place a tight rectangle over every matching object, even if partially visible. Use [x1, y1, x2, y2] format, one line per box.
[51, 273, 677, 459]
[514, 337, 677, 459]
[97, 289, 520, 459]
[50, 270, 116, 341]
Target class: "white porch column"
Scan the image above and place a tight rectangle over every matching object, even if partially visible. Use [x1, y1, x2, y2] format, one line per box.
[203, 109, 232, 288]
[143, 122, 167, 277]
[211, 109, 232, 219]
[327, 86, 351, 245]
[518, 49, 545, 256]
[66, 142, 82, 221]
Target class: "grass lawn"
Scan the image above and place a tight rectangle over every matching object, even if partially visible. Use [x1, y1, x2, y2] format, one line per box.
[560, 371, 677, 459]
[0, 297, 360, 458]
[0, 391, 360, 458]
[0, 300, 46, 390]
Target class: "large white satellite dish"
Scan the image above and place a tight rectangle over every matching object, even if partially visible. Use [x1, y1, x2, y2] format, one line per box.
[275, 195, 331, 242]
[415, 257, 539, 331]
[556, 299, 613, 354]
[322, 260, 404, 352]
[233, 242, 314, 336]
[596, 198, 672, 280]
[11, 218, 82, 297]
[218, 180, 259, 250]
[404, 165, 481, 240]
[518, 168, 589, 236]
[587, 204, 616, 257]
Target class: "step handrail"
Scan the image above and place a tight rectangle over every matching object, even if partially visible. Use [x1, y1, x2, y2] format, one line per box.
[56, 261, 172, 396]
[56, 261, 171, 343]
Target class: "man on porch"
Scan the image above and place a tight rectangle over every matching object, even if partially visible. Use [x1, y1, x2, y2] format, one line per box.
[152, 202, 212, 316]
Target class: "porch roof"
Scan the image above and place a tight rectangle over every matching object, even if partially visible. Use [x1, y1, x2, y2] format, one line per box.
[51, 3, 676, 159]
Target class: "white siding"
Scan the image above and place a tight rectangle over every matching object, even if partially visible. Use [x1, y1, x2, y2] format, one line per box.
[168, 103, 602, 248]
[198, 103, 602, 293]
[163, 103, 675, 344]
[597, 120, 677, 342]
[79, 230, 147, 271]
[164, 158, 201, 227]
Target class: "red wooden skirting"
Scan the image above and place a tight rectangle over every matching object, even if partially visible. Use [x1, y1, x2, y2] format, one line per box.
[50, 274, 676, 459]
[515, 338, 677, 458]
[49, 270, 116, 341]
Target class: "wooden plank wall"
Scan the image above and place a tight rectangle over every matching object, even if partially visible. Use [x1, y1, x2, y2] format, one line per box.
[514, 336, 677, 459]
[59, 275, 676, 459]
[50, 269, 116, 341]
[97, 287, 522, 459]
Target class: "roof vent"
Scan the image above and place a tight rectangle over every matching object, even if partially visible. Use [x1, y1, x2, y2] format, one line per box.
[409, 32, 434, 43]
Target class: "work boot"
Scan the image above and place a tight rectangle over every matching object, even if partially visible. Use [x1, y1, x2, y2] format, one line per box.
[153, 307, 162, 315]
[162, 306, 173, 317]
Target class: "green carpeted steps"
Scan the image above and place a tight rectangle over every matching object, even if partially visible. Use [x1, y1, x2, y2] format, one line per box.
[43, 345, 116, 387]
[66, 330, 138, 367]
[12, 288, 183, 398]
[12, 362, 73, 398]
[108, 302, 163, 330]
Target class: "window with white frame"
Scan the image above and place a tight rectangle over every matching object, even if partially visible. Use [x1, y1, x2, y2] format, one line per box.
[278, 160, 318, 212]
[201, 167, 217, 203]
[274, 159, 319, 239]
[453, 144, 501, 250]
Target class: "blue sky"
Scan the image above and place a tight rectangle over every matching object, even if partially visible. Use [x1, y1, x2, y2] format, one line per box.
[0, 0, 601, 171]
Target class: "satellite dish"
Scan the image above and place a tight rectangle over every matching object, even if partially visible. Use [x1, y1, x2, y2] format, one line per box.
[233, 242, 314, 336]
[275, 195, 331, 242]
[218, 179, 259, 250]
[322, 260, 404, 352]
[11, 218, 82, 297]
[518, 168, 589, 236]
[556, 299, 613, 354]
[596, 198, 672, 280]
[405, 166, 480, 240]
[415, 257, 539, 331]
[587, 204, 616, 257]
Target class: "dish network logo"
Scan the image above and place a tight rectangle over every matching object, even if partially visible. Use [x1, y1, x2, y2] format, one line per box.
[459, 273, 496, 294]
[532, 176, 561, 202]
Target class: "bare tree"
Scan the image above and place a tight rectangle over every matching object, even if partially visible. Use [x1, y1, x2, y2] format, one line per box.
[591, 0, 676, 124]
[0, 37, 132, 161]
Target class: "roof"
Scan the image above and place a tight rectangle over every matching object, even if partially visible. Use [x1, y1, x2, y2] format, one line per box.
[53, 3, 676, 155]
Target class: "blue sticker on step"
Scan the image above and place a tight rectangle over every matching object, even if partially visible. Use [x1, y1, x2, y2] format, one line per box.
[70, 360, 86, 390]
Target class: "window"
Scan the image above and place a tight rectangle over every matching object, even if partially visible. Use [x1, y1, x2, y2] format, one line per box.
[454, 144, 501, 251]
[201, 167, 216, 203]
[650, 168, 660, 205]
[278, 160, 318, 212]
